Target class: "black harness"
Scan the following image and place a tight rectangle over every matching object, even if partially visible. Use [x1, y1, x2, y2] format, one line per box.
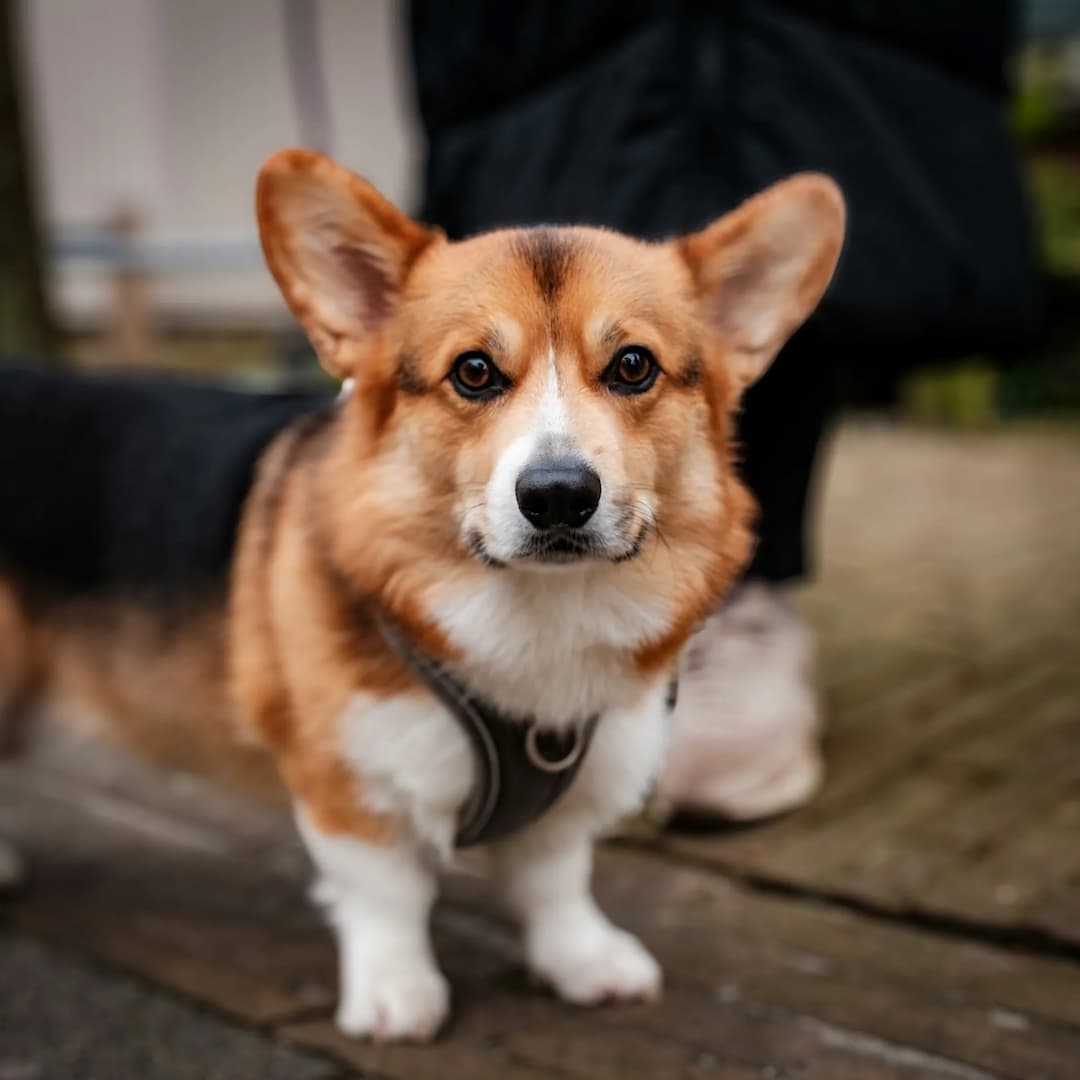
[376, 614, 601, 847]
[314, 512, 678, 848]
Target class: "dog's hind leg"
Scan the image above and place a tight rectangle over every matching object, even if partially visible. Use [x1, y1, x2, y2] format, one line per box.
[0, 580, 41, 754]
[0, 679, 38, 761]
[0, 578, 40, 890]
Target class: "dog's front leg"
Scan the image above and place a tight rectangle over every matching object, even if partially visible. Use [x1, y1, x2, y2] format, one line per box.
[493, 825, 661, 1005]
[296, 808, 448, 1042]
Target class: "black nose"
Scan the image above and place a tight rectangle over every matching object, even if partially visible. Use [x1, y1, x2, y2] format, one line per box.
[516, 459, 601, 530]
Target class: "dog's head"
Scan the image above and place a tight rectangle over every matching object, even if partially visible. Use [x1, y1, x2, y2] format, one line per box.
[257, 150, 843, 609]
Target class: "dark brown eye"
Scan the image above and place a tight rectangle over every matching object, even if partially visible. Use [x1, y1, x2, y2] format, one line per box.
[450, 351, 508, 399]
[604, 346, 659, 394]
[457, 354, 491, 389]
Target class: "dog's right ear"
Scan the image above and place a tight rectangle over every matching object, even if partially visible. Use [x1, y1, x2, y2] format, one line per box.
[257, 149, 441, 379]
[677, 174, 845, 394]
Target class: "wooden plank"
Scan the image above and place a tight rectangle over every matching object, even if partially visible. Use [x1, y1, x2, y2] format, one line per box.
[1028, 883, 1080, 948]
[0, 761, 336, 1025]
[282, 985, 999, 1080]
[0, 936, 339, 1080]
[13, 898, 338, 1026]
[778, 687, 1080, 909]
[585, 849, 1080, 1080]
[5, 765, 1080, 1079]
[918, 794, 1080, 938]
[661, 658, 1064, 879]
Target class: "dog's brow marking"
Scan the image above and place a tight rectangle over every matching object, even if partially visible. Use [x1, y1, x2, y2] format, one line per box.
[682, 355, 704, 388]
[516, 229, 575, 303]
[482, 325, 507, 356]
[600, 320, 624, 347]
[398, 354, 426, 395]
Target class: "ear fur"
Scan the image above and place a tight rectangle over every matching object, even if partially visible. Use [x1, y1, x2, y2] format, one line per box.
[256, 149, 441, 378]
[678, 174, 846, 390]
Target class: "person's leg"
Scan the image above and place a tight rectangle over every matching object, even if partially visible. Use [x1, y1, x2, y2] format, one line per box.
[739, 329, 834, 585]
[654, 330, 834, 821]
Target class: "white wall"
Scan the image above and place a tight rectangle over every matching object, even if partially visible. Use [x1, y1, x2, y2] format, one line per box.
[19, 0, 419, 327]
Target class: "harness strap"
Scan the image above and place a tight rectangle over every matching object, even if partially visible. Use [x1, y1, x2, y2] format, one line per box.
[375, 614, 600, 847]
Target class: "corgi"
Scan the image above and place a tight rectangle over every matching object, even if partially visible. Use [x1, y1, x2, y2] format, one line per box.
[0, 149, 844, 1042]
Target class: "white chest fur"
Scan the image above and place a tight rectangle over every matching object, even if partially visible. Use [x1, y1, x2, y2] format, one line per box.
[425, 567, 674, 729]
[336, 566, 675, 857]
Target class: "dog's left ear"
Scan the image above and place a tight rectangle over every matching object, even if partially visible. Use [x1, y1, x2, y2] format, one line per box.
[257, 149, 441, 379]
[678, 174, 845, 392]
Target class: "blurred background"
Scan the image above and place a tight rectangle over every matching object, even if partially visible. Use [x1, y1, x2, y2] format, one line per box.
[1, 0, 1079, 419]
[2, 0, 417, 383]
[4, 5, 1080, 1077]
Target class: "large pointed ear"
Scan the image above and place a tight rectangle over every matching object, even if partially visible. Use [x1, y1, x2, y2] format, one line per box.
[257, 149, 441, 379]
[678, 174, 845, 391]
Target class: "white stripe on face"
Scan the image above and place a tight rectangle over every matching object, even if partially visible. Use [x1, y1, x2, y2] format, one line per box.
[476, 342, 640, 564]
[534, 346, 569, 443]
[481, 346, 579, 559]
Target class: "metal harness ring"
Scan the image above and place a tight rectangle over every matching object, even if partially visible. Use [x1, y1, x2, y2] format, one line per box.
[525, 725, 585, 774]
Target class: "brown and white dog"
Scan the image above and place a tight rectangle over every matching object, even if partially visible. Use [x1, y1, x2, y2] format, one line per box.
[0, 150, 844, 1041]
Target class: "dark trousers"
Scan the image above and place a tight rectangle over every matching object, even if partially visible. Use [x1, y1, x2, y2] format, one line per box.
[738, 329, 832, 583]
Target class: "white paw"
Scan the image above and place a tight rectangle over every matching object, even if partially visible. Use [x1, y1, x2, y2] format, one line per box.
[335, 966, 450, 1043]
[529, 923, 662, 1006]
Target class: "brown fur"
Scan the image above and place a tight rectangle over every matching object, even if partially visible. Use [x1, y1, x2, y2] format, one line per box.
[0, 581, 44, 755]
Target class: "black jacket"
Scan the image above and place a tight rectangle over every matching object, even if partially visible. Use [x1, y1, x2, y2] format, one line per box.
[0, 364, 329, 598]
[408, 1, 1039, 359]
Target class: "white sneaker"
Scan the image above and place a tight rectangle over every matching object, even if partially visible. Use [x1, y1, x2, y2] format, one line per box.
[652, 581, 824, 822]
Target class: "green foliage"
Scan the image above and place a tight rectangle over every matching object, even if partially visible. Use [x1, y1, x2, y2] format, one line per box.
[1030, 159, 1080, 277]
[1012, 76, 1061, 140]
[901, 363, 1000, 428]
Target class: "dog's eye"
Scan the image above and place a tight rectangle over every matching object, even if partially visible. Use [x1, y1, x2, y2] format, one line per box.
[603, 346, 659, 394]
[449, 351, 508, 400]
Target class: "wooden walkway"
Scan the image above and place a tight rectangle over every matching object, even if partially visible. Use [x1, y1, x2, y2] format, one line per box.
[2, 420, 1079, 1079]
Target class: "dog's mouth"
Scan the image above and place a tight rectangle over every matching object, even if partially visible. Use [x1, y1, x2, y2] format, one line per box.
[467, 522, 651, 568]
[524, 528, 599, 565]
[612, 521, 651, 563]
[466, 530, 508, 569]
